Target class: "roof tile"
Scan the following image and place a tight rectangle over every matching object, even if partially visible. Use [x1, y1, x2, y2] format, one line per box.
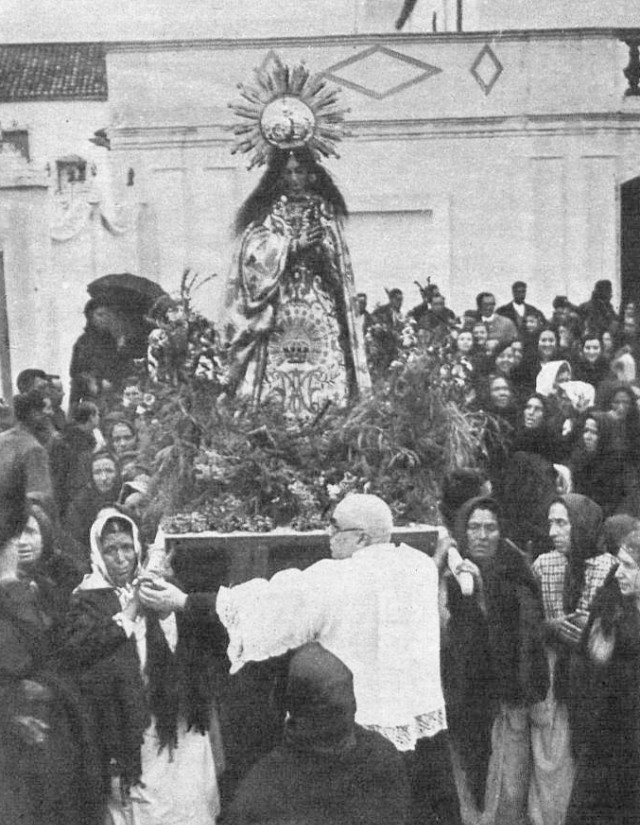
[0, 43, 107, 102]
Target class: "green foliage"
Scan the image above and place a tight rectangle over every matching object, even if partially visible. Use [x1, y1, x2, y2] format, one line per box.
[139, 275, 486, 532]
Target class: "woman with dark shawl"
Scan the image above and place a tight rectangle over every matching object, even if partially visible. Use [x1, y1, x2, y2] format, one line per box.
[56, 509, 222, 825]
[566, 527, 640, 824]
[224, 642, 410, 825]
[570, 411, 626, 517]
[63, 450, 122, 569]
[442, 496, 548, 825]
[223, 147, 370, 415]
[474, 374, 518, 499]
[0, 480, 102, 825]
[511, 392, 561, 464]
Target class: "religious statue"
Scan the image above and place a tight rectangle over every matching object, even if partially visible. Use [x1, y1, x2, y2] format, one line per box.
[223, 53, 371, 415]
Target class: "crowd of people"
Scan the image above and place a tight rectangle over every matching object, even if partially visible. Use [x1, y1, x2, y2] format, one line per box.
[2, 274, 640, 825]
[364, 278, 640, 524]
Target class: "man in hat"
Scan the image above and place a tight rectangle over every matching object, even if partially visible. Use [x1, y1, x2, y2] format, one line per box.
[140, 493, 462, 824]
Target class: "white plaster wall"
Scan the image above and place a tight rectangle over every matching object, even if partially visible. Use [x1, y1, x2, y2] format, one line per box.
[106, 32, 640, 320]
[0, 100, 138, 392]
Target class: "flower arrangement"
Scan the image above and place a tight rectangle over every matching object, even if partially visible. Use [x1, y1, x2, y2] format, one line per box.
[136, 274, 486, 533]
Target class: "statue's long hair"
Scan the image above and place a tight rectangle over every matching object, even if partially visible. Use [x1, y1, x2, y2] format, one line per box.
[234, 147, 348, 235]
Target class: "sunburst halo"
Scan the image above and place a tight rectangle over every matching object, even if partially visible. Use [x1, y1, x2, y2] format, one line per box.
[228, 50, 349, 169]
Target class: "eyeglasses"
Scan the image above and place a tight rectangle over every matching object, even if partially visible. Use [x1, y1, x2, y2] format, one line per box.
[329, 523, 362, 537]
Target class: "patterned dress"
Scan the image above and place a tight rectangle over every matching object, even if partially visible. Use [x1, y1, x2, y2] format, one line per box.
[224, 194, 370, 416]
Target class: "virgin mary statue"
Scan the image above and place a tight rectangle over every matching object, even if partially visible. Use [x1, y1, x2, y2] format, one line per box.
[223, 56, 370, 416]
[224, 148, 370, 415]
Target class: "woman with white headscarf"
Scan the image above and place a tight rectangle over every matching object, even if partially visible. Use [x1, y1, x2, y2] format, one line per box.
[57, 508, 220, 825]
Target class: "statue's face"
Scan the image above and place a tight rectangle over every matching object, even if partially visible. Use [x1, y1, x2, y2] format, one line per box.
[282, 156, 311, 197]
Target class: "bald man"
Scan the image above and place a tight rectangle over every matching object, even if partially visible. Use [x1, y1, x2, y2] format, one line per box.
[140, 494, 461, 824]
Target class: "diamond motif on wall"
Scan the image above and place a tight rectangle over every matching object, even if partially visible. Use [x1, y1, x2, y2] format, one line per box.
[323, 46, 442, 100]
[470, 44, 503, 96]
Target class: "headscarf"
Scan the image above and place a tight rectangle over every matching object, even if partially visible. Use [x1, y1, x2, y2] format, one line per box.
[512, 393, 559, 463]
[283, 643, 356, 755]
[570, 412, 624, 516]
[88, 449, 123, 500]
[77, 507, 213, 757]
[453, 495, 502, 559]
[611, 351, 637, 384]
[536, 360, 571, 396]
[554, 493, 603, 612]
[561, 381, 596, 413]
[446, 495, 548, 802]
[77, 507, 142, 593]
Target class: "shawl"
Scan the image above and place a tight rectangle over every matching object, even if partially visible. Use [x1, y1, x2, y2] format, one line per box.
[558, 493, 603, 613]
[566, 576, 640, 824]
[283, 643, 357, 755]
[443, 496, 548, 805]
[68, 510, 217, 784]
[0, 581, 104, 825]
[63, 453, 123, 563]
[570, 420, 626, 517]
[500, 452, 556, 559]
[225, 643, 410, 825]
[449, 496, 548, 705]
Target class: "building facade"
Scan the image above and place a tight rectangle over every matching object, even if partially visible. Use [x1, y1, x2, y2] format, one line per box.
[1, 7, 640, 390]
[105, 29, 640, 325]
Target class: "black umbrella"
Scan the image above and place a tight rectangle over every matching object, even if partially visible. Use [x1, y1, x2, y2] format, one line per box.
[87, 272, 167, 316]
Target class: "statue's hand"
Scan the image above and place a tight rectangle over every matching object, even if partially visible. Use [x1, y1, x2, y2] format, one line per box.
[296, 224, 324, 251]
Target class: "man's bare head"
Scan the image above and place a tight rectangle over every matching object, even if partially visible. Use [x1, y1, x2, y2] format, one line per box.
[331, 494, 393, 549]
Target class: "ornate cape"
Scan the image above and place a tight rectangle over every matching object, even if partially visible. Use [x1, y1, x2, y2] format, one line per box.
[224, 194, 370, 414]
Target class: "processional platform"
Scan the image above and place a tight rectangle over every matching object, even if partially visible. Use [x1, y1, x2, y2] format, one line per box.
[166, 526, 439, 591]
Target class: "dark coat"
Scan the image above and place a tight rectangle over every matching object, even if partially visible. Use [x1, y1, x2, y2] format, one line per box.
[49, 425, 96, 518]
[497, 301, 544, 330]
[0, 581, 103, 825]
[69, 324, 134, 407]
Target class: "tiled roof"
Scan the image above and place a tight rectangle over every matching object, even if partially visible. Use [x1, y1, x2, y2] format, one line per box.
[0, 43, 107, 102]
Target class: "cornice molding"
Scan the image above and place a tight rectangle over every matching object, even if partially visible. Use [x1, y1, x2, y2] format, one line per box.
[109, 110, 640, 151]
[103, 27, 640, 55]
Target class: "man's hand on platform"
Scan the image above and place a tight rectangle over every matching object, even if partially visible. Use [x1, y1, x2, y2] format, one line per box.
[139, 579, 188, 613]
